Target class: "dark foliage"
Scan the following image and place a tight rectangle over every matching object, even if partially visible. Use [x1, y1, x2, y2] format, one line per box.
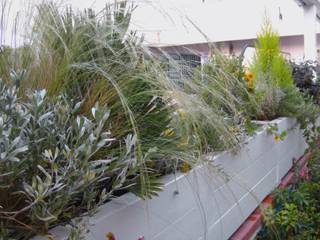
[291, 61, 320, 102]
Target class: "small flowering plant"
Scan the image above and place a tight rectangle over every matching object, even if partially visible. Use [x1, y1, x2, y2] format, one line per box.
[267, 124, 287, 142]
[244, 70, 254, 92]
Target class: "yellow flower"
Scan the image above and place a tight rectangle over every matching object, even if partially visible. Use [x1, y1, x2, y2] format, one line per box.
[274, 135, 281, 142]
[106, 232, 116, 240]
[177, 108, 187, 120]
[244, 71, 254, 82]
[180, 162, 191, 173]
[244, 70, 254, 92]
[177, 136, 189, 147]
[163, 128, 175, 137]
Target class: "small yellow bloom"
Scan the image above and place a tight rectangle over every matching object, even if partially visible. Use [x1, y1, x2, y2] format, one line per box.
[177, 108, 187, 120]
[106, 232, 115, 240]
[163, 128, 175, 137]
[180, 162, 191, 173]
[177, 136, 189, 147]
[274, 135, 281, 142]
[244, 71, 254, 92]
[244, 71, 254, 82]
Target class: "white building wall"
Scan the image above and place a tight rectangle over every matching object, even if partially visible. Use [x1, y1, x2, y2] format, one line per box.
[303, 4, 318, 60]
[130, 0, 320, 46]
[151, 33, 320, 63]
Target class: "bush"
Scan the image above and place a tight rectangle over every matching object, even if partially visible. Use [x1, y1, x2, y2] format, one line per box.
[291, 60, 320, 103]
[246, 21, 293, 121]
[252, 21, 293, 90]
[244, 21, 319, 122]
[0, 80, 135, 239]
[257, 153, 320, 239]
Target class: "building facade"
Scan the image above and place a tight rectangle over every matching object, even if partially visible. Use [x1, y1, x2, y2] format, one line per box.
[131, 0, 320, 62]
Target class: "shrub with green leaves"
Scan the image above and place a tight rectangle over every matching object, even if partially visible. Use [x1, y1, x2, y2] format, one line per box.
[251, 21, 293, 90]
[244, 21, 319, 122]
[291, 60, 320, 103]
[195, 23, 319, 133]
[0, 80, 136, 239]
[257, 154, 320, 239]
[244, 21, 292, 120]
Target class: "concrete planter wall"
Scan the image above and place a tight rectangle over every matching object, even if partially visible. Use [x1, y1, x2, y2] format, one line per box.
[35, 117, 308, 240]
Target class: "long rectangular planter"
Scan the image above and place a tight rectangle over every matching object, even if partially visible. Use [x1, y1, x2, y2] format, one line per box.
[34, 117, 307, 240]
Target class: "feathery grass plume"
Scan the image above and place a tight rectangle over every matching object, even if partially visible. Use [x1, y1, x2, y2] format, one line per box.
[190, 50, 249, 149]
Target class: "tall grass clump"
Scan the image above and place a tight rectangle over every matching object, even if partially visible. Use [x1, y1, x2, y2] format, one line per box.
[191, 50, 250, 149]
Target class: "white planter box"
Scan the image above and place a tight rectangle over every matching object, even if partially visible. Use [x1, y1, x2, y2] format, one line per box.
[34, 117, 308, 240]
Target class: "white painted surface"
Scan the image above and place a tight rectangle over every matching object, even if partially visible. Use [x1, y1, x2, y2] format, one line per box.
[34, 118, 308, 240]
[128, 0, 320, 46]
[303, 4, 318, 60]
[149, 34, 311, 63]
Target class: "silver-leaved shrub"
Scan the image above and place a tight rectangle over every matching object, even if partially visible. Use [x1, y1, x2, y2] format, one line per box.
[0, 80, 134, 239]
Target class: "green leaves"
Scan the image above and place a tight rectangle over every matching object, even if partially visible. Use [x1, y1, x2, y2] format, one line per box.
[129, 173, 163, 200]
[0, 80, 128, 239]
[258, 154, 320, 239]
[275, 203, 299, 232]
[234, 21, 320, 124]
[253, 21, 293, 90]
